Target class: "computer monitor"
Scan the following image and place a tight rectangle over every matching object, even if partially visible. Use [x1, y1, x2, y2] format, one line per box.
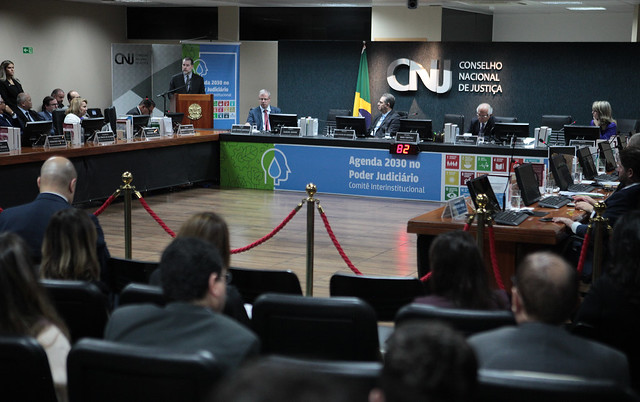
[493, 123, 530, 142]
[81, 118, 106, 142]
[514, 163, 542, 206]
[23, 121, 53, 147]
[576, 146, 598, 180]
[598, 141, 617, 172]
[104, 107, 117, 133]
[335, 116, 368, 138]
[131, 115, 151, 134]
[87, 108, 103, 118]
[541, 115, 573, 131]
[398, 119, 433, 141]
[466, 174, 502, 213]
[164, 112, 184, 130]
[563, 125, 600, 145]
[268, 113, 298, 134]
[548, 153, 574, 191]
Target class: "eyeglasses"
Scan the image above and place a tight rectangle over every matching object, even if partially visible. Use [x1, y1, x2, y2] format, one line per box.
[477, 114, 489, 118]
[49, 103, 58, 107]
[259, 98, 270, 101]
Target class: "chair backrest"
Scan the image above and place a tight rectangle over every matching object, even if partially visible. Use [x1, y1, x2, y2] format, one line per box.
[494, 116, 518, 123]
[617, 118, 639, 136]
[252, 293, 381, 361]
[119, 283, 167, 307]
[67, 338, 222, 402]
[107, 257, 159, 294]
[104, 106, 117, 133]
[476, 369, 639, 402]
[229, 266, 302, 304]
[395, 303, 515, 337]
[52, 109, 65, 136]
[329, 272, 425, 321]
[0, 336, 58, 402]
[541, 115, 573, 131]
[262, 355, 382, 400]
[444, 113, 465, 130]
[41, 279, 110, 343]
[325, 109, 352, 135]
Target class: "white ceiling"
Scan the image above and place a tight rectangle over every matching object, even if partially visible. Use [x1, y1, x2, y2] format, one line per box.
[67, 0, 640, 15]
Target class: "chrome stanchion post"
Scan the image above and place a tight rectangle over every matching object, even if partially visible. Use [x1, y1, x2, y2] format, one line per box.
[305, 183, 317, 296]
[121, 172, 134, 259]
[475, 193, 489, 257]
[591, 201, 610, 282]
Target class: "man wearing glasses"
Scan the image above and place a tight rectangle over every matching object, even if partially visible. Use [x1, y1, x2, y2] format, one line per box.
[468, 102, 495, 140]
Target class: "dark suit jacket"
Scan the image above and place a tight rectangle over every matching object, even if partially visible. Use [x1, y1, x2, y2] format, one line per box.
[246, 106, 282, 130]
[468, 322, 630, 386]
[169, 72, 205, 95]
[468, 116, 496, 137]
[104, 302, 260, 372]
[0, 193, 111, 281]
[15, 108, 43, 129]
[370, 110, 401, 137]
[126, 106, 142, 115]
[576, 183, 640, 237]
[0, 112, 16, 127]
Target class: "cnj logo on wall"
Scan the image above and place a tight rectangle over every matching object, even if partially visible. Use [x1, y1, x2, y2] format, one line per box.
[387, 59, 452, 94]
[114, 53, 134, 65]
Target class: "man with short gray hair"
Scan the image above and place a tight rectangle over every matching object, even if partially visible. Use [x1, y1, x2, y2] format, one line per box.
[246, 89, 282, 131]
[370, 93, 401, 138]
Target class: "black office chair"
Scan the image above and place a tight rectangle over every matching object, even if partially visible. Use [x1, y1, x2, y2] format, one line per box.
[541, 115, 573, 131]
[325, 108, 351, 135]
[41, 279, 110, 343]
[395, 303, 515, 337]
[67, 338, 223, 402]
[52, 109, 65, 136]
[119, 283, 167, 307]
[444, 113, 465, 131]
[0, 336, 58, 402]
[494, 116, 518, 123]
[229, 266, 303, 304]
[262, 355, 382, 400]
[104, 106, 117, 133]
[107, 256, 159, 294]
[476, 369, 639, 402]
[617, 118, 639, 136]
[252, 293, 381, 361]
[329, 272, 425, 321]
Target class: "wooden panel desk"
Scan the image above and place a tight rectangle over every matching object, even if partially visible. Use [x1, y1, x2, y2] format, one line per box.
[407, 204, 582, 290]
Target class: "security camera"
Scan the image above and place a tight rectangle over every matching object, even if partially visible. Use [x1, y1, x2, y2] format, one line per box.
[407, 0, 418, 9]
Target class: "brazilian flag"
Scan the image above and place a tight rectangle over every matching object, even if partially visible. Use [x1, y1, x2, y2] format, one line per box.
[352, 43, 372, 130]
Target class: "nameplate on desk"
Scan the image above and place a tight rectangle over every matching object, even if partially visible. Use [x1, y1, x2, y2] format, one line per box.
[280, 126, 301, 136]
[333, 129, 356, 140]
[178, 124, 195, 136]
[230, 124, 252, 135]
[569, 139, 595, 148]
[96, 131, 116, 145]
[0, 140, 9, 154]
[142, 127, 161, 140]
[395, 132, 419, 144]
[441, 195, 469, 221]
[455, 135, 478, 145]
[45, 135, 67, 149]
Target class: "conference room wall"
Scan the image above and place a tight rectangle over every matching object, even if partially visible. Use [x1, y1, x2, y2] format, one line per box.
[278, 40, 640, 134]
[239, 41, 279, 124]
[0, 0, 126, 110]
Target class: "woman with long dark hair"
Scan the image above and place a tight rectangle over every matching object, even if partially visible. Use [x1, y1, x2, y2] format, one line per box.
[0, 232, 70, 401]
[414, 230, 509, 310]
[0, 60, 24, 111]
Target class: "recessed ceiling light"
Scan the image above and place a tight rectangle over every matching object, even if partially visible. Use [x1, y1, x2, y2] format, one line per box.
[567, 7, 606, 10]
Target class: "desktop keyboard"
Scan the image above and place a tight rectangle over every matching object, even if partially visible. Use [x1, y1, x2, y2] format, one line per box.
[568, 183, 596, 193]
[538, 195, 571, 209]
[595, 173, 618, 182]
[493, 210, 529, 226]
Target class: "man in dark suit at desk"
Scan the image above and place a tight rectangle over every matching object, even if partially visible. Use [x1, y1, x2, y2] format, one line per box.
[246, 89, 281, 131]
[169, 57, 205, 96]
[127, 98, 155, 115]
[370, 93, 401, 138]
[0, 94, 17, 127]
[14, 92, 43, 129]
[468, 103, 495, 139]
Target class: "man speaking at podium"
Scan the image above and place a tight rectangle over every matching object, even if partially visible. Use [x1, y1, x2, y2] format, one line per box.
[169, 57, 205, 96]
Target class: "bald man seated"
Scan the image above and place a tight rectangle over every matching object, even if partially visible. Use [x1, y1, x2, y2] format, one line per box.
[0, 156, 110, 278]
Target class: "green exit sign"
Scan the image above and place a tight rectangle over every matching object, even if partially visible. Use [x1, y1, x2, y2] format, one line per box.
[22, 47, 33, 54]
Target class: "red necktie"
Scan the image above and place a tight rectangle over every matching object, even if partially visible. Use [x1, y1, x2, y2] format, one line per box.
[264, 110, 270, 131]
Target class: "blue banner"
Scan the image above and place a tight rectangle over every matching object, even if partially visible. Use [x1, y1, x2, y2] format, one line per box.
[197, 43, 240, 130]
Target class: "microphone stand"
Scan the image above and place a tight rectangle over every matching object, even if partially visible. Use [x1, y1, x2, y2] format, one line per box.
[503, 134, 517, 210]
[157, 85, 186, 114]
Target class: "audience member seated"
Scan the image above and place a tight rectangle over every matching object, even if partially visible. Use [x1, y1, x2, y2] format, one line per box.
[574, 210, 640, 390]
[127, 98, 155, 115]
[64, 97, 87, 124]
[0, 233, 70, 402]
[0, 93, 18, 127]
[105, 237, 260, 373]
[51, 88, 65, 109]
[0, 60, 24, 111]
[0, 156, 110, 274]
[414, 231, 509, 310]
[369, 321, 477, 402]
[628, 133, 640, 148]
[40, 208, 109, 295]
[14, 92, 43, 129]
[39, 96, 57, 121]
[149, 212, 250, 326]
[468, 251, 630, 387]
[591, 100, 617, 140]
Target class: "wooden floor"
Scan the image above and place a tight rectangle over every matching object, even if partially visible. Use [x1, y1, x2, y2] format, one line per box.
[85, 187, 441, 297]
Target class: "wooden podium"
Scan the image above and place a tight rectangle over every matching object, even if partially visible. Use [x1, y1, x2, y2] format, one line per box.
[171, 94, 214, 129]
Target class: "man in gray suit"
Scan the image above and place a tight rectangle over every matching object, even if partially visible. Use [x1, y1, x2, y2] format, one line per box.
[104, 237, 260, 372]
[469, 251, 630, 386]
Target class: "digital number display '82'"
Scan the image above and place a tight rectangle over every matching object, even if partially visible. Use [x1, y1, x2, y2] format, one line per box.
[390, 143, 419, 155]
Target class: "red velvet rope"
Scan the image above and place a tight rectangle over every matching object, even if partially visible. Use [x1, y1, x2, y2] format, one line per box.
[487, 225, 506, 290]
[0, 206, 3, 213]
[576, 229, 591, 275]
[231, 206, 301, 254]
[420, 271, 432, 283]
[463, 223, 470, 232]
[138, 197, 176, 238]
[93, 195, 115, 217]
[319, 211, 363, 275]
